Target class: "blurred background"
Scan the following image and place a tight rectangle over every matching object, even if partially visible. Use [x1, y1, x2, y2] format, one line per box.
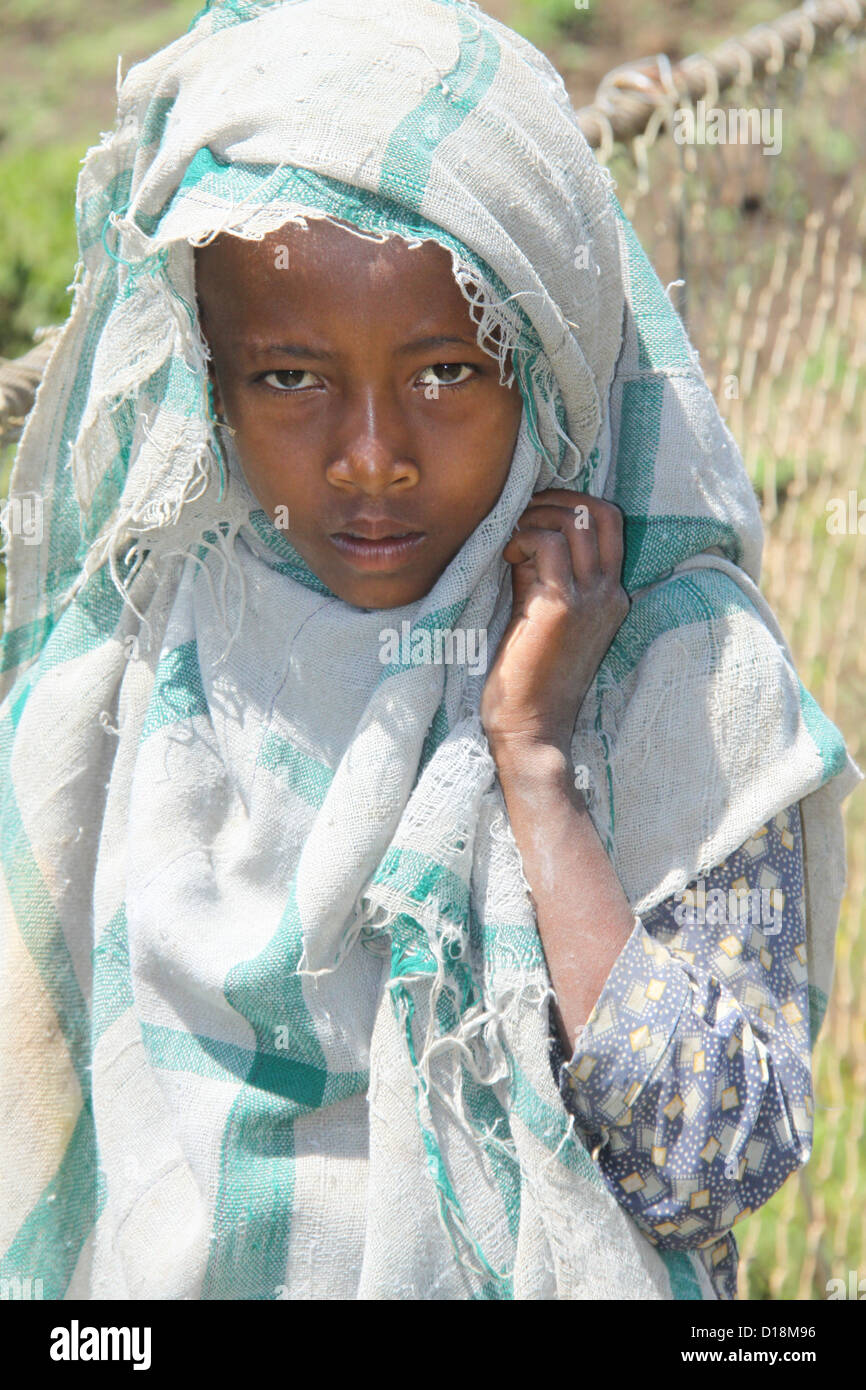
[1, 0, 863, 1301]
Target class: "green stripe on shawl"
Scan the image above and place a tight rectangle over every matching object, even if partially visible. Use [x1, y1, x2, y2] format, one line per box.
[358, 842, 531, 1287]
[603, 567, 850, 789]
[2, 557, 124, 700]
[96, 901, 369, 1107]
[379, 9, 502, 211]
[462, 1072, 521, 1245]
[622, 516, 744, 591]
[419, 696, 451, 775]
[593, 570, 761, 851]
[601, 568, 754, 687]
[0, 566, 130, 1288]
[77, 169, 134, 255]
[140, 95, 177, 151]
[659, 1248, 705, 1300]
[611, 195, 693, 371]
[202, 876, 345, 1298]
[8, 673, 36, 731]
[244, 507, 336, 597]
[93, 911, 369, 1111]
[369, 844, 470, 927]
[83, 420, 132, 547]
[141, 639, 208, 739]
[613, 379, 664, 517]
[91, 906, 136, 1045]
[31, 566, 125, 679]
[256, 730, 334, 807]
[0, 707, 107, 1290]
[471, 1276, 514, 1299]
[0, 559, 128, 1113]
[0, 1105, 104, 1299]
[798, 680, 849, 782]
[470, 904, 547, 976]
[141, 1021, 367, 1102]
[508, 1058, 604, 1186]
[0, 616, 55, 677]
[482, 921, 548, 975]
[2, 457, 129, 685]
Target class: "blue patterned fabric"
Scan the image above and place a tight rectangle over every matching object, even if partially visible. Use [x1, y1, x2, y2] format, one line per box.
[552, 801, 811, 1298]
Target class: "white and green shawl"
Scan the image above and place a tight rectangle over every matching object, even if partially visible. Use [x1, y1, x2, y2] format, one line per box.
[0, 0, 860, 1301]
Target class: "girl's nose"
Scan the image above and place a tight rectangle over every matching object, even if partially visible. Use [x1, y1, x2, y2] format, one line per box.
[325, 390, 420, 495]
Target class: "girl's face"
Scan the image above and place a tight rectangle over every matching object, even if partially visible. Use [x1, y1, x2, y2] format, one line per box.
[195, 219, 524, 609]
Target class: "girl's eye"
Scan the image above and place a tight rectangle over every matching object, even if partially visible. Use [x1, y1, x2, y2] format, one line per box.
[417, 363, 476, 389]
[261, 369, 321, 392]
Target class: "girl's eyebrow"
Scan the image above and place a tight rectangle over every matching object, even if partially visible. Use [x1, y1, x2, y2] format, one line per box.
[395, 334, 480, 356]
[243, 334, 480, 360]
[246, 341, 338, 361]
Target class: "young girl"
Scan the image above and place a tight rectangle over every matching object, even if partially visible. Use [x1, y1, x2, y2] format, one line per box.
[0, 0, 860, 1301]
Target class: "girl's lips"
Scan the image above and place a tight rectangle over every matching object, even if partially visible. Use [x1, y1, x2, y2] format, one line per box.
[329, 532, 426, 572]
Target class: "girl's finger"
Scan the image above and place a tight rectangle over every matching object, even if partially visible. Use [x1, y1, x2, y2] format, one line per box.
[522, 492, 625, 580]
[504, 525, 578, 592]
[587, 499, 625, 577]
[510, 502, 601, 584]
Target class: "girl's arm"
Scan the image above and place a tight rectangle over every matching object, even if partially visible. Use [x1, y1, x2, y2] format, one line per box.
[481, 485, 638, 1043]
[492, 735, 637, 1047]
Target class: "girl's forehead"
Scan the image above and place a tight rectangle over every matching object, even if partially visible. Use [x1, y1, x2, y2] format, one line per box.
[195, 220, 465, 319]
[198, 219, 453, 276]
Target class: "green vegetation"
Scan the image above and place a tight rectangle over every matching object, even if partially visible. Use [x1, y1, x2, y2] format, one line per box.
[0, 144, 81, 357]
[512, 0, 595, 50]
[0, 0, 199, 358]
[512, 0, 793, 83]
[0, 1, 199, 593]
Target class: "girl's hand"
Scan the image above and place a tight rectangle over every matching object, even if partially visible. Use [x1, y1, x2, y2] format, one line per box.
[480, 489, 630, 762]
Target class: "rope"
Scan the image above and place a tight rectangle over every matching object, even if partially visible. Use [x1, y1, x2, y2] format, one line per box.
[0, 330, 62, 445]
[575, 0, 865, 152]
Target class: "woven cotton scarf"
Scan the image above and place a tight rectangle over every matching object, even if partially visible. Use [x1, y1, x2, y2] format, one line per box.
[1, 0, 860, 1301]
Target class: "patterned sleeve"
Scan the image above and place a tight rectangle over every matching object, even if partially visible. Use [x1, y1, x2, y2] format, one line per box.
[551, 802, 813, 1300]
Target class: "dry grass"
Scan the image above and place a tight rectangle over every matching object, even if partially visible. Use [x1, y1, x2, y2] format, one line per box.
[598, 37, 866, 1301]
